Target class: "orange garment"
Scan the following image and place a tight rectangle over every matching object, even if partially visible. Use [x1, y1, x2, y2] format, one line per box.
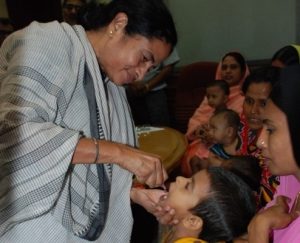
[182, 59, 249, 176]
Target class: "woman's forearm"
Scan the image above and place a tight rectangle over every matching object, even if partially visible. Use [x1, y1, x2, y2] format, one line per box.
[71, 137, 121, 164]
[248, 214, 270, 243]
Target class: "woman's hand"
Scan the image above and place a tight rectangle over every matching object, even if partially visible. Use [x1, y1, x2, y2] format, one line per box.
[99, 140, 168, 188]
[153, 193, 179, 225]
[118, 145, 168, 188]
[248, 195, 300, 243]
[130, 188, 179, 225]
[130, 188, 166, 214]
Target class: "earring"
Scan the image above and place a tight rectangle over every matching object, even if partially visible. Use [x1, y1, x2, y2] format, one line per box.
[109, 30, 113, 37]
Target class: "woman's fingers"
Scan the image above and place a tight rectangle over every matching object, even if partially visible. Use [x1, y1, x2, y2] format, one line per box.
[156, 208, 179, 225]
[143, 159, 167, 188]
[116, 144, 167, 187]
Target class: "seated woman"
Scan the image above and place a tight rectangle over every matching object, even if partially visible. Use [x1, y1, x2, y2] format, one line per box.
[181, 52, 249, 176]
[248, 65, 300, 243]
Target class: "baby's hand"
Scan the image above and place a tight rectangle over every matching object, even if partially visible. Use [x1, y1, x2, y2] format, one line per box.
[197, 124, 213, 144]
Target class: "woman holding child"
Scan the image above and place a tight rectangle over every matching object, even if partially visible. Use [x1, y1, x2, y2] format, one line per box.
[181, 52, 249, 176]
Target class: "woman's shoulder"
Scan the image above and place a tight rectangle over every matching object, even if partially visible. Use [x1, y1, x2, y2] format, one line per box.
[5, 21, 83, 52]
[276, 175, 300, 197]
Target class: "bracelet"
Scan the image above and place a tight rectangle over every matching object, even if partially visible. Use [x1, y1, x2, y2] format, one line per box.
[92, 138, 99, 163]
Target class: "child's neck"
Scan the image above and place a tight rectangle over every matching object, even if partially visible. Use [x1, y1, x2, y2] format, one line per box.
[214, 104, 227, 113]
[166, 224, 200, 243]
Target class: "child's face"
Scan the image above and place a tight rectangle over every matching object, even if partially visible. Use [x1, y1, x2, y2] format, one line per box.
[208, 113, 228, 143]
[206, 86, 227, 109]
[159, 170, 211, 219]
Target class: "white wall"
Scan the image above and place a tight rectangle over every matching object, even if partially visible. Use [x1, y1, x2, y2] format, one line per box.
[166, 0, 297, 65]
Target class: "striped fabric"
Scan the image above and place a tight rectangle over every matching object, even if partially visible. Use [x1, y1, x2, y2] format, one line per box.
[0, 21, 136, 242]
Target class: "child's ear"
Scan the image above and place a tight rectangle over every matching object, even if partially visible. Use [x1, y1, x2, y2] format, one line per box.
[224, 95, 229, 103]
[226, 126, 234, 136]
[182, 214, 203, 231]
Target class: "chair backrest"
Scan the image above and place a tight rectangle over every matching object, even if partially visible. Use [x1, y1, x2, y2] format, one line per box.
[167, 61, 218, 133]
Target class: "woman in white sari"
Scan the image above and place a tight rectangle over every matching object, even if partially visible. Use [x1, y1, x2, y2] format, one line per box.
[0, 0, 177, 242]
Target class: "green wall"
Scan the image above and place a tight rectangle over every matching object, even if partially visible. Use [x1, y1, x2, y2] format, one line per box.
[166, 0, 297, 65]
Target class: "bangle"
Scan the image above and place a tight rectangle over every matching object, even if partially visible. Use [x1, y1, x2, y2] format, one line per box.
[92, 138, 99, 163]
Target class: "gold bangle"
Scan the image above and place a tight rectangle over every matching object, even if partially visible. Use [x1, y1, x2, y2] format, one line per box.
[92, 138, 99, 163]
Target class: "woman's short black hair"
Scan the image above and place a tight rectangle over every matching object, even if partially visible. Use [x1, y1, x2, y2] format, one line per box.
[271, 45, 300, 66]
[242, 66, 281, 94]
[222, 52, 247, 74]
[191, 167, 256, 242]
[79, 0, 177, 47]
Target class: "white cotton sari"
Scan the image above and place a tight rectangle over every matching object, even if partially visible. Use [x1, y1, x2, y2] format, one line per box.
[0, 21, 136, 242]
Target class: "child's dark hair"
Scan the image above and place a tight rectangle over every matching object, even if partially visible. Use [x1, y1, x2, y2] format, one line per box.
[224, 155, 262, 193]
[191, 167, 256, 242]
[206, 80, 230, 96]
[78, 0, 177, 47]
[212, 108, 240, 131]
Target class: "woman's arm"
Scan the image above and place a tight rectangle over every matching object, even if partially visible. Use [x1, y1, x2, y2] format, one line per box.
[248, 195, 299, 243]
[72, 137, 168, 188]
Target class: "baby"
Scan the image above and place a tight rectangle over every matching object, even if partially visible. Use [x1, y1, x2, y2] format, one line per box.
[195, 79, 229, 139]
[191, 108, 241, 173]
[159, 167, 256, 243]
